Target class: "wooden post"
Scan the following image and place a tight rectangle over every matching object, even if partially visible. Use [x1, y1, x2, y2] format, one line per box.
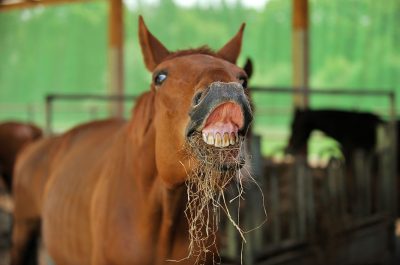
[45, 95, 53, 135]
[270, 168, 281, 243]
[292, 0, 309, 109]
[296, 158, 307, 240]
[108, 0, 124, 118]
[389, 93, 397, 217]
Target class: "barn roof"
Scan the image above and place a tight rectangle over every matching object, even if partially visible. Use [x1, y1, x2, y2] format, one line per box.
[0, 0, 89, 12]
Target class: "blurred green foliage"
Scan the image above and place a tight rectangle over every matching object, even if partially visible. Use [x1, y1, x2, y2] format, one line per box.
[0, 0, 399, 156]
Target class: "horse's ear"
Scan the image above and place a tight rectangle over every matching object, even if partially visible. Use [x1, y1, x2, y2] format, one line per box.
[138, 16, 170, 71]
[243, 58, 253, 79]
[217, 23, 245, 64]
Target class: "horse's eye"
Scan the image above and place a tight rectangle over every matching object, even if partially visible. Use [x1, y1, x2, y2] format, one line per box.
[154, 72, 167, 86]
[239, 77, 248, 89]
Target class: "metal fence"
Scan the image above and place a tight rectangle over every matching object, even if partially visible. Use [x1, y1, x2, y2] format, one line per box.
[7, 89, 396, 264]
[44, 94, 138, 134]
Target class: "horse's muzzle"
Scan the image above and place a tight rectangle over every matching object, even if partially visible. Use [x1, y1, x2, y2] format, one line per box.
[186, 81, 253, 137]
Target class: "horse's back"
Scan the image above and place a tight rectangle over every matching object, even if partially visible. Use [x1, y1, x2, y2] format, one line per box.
[41, 119, 126, 265]
[13, 136, 63, 220]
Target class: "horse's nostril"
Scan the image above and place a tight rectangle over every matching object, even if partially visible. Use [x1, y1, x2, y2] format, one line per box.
[193, 91, 203, 106]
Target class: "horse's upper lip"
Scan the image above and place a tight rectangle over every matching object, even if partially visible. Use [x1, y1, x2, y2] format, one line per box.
[186, 82, 252, 138]
[186, 102, 245, 138]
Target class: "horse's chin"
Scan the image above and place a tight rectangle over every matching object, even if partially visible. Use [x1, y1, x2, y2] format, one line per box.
[186, 132, 245, 172]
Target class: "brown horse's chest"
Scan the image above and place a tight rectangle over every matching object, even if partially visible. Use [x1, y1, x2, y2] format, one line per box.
[100, 214, 197, 265]
[91, 182, 193, 265]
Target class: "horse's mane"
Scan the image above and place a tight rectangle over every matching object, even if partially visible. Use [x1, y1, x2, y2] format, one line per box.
[164, 46, 223, 61]
[130, 91, 155, 143]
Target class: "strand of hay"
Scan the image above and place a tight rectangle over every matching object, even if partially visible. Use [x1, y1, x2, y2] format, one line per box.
[170, 132, 266, 265]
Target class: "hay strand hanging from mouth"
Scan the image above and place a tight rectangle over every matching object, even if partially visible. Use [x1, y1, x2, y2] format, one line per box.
[177, 132, 249, 264]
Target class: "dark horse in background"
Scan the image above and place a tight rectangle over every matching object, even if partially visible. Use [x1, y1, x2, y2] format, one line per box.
[286, 108, 386, 214]
[0, 122, 42, 192]
[286, 108, 382, 159]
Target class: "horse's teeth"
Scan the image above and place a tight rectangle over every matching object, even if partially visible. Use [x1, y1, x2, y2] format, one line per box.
[202, 133, 208, 143]
[207, 134, 214, 145]
[215, 133, 222, 147]
[223, 133, 230, 147]
[230, 132, 236, 145]
[203, 130, 239, 147]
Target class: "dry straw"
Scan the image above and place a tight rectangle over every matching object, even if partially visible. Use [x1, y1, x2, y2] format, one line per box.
[172, 132, 267, 265]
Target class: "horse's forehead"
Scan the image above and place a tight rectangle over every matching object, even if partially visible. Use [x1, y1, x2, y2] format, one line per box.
[160, 54, 238, 71]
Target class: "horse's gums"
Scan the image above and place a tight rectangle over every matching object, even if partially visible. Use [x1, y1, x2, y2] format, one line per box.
[203, 102, 244, 131]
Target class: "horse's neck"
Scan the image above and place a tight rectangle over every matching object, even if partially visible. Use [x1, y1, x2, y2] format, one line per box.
[119, 96, 190, 259]
[127, 91, 158, 193]
[128, 131, 189, 260]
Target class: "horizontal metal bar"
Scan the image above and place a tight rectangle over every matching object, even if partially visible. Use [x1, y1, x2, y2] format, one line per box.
[46, 94, 138, 102]
[251, 87, 394, 97]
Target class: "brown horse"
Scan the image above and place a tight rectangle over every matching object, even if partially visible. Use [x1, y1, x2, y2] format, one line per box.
[12, 16, 253, 265]
[0, 121, 42, 192]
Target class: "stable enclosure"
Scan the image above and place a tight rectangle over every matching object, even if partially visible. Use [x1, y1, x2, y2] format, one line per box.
[220, 88, 398, 265]
[0, 87, 397, 265]
[1, 1, 400, 263]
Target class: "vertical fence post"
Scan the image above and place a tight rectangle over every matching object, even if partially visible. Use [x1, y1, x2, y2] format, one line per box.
[45, 95, 53, 135]
[251, 134, 265, 248]
[305, 159, 315, 237]
[289, 161, 298, 239]
[354, 150, 372, 217]
[388, 92, 397, 217]
[243, 134, 265, 264]
[270, 167, 281, 243]
[295, 157, 307, 240]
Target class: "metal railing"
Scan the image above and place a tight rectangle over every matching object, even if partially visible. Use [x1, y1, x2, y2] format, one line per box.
[235, 87, 398, 264]
[45, 93, 138, 134]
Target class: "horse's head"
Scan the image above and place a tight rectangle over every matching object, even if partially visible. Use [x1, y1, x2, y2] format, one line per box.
[286, 108, 312, 155]
[138, 17, 253, 187]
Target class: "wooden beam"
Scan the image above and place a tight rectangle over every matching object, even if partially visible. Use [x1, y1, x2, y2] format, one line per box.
[0, 0, 90, 12]
[292, 0, 309, 109]
[108, 0, 124, 118]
